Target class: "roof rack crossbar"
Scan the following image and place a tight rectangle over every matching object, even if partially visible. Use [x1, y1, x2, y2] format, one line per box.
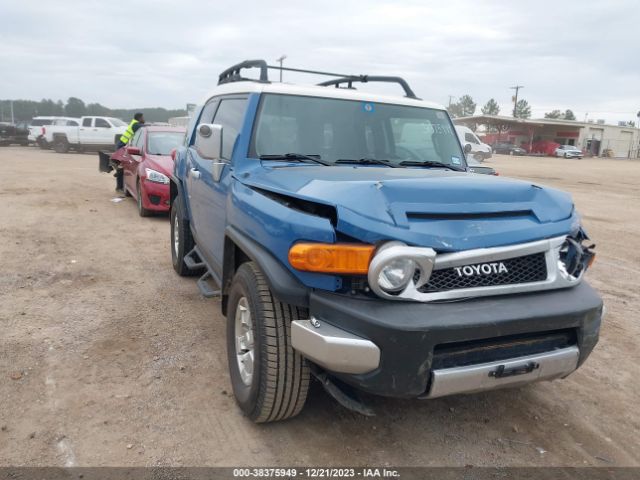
[218, 59, 269, 85]
[217, 60, 420, 99]
[318, 76, 419, 99]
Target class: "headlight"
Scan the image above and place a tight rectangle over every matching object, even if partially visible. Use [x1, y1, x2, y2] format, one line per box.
[378, 258, 416, 292]
[368, 241, 436, 298]
[145, 168, 170, 184]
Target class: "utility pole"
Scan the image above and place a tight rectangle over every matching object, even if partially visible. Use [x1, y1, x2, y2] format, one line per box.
[276, 55, 287, 82]
[10, 100, 15, 123]
[448, 95, 455, 108]
[510, 85, 524, 117]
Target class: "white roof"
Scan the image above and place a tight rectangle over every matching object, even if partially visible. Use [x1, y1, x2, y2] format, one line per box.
[200, 81, 445, 110]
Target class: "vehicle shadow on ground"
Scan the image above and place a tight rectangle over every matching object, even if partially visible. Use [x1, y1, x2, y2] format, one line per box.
[257, 378, 592, 465]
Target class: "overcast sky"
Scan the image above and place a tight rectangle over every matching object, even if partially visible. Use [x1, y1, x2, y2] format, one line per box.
[1, 0, 638, 123]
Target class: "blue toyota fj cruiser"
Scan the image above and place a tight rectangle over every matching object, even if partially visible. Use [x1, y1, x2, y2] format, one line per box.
[170, 60, 602, 423]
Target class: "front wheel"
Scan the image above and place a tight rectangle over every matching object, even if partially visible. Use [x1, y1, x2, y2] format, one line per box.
[136, 179, 152, 217]
[170, 194, 201, 276]
[227, 262, 310, 423]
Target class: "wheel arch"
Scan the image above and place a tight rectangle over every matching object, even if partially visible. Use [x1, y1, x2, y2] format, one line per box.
[221, 226, 308, 316]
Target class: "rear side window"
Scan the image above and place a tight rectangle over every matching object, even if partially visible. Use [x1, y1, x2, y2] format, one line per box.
[212, 98, 248, 160]
[82, 118, 92, 127]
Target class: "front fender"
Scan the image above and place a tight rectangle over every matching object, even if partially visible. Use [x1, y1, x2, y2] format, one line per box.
[170, 147, 191, 220]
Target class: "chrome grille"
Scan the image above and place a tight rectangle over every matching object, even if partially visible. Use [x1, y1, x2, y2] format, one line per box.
[418, 252, 548, 293]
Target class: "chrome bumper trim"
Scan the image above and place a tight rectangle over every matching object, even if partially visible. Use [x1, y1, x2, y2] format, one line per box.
[424, 346, 579, 399]
[291, 319, 380, 374]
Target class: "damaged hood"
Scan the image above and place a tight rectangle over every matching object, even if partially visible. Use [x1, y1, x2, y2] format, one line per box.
[239, 165, 578, 251]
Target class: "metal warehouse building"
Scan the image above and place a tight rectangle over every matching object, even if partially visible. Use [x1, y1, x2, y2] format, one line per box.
[456, 115, 640, 158]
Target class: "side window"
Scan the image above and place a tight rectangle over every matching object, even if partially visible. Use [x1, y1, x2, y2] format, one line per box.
[188, 101, 218, 146]
[465, 132, 479, 144]
[212, 98, 248, 160]
[67, 120, 79, 126]
[95, 118, 110, 128]
[199, 101, 219, 124]
[82, 118, 92, 127]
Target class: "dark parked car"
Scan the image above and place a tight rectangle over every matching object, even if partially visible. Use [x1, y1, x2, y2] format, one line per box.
[0, 122, 29, 146]
[492, 143, 526, 155]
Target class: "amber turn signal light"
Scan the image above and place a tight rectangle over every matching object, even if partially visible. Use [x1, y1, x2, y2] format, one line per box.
[288, 243, 375, 274]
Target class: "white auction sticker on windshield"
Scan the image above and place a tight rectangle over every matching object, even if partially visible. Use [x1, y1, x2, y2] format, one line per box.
[451, 156, 461, 165]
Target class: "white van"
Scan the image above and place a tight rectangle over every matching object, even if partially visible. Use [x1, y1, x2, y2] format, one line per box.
[455, 125, 492, 161]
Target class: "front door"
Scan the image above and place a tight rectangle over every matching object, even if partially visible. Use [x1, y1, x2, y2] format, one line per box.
[187, 96, 249, 277]
[123, 129, 145, 194]
[93, 117, 114, 145]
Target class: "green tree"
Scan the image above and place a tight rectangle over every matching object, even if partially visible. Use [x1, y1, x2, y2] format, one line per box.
[457, 94, 476, 117]
[481, 98, 500, 115]
[515, 99, 531, 119]
[447, 103, 462, 118]
[65, 97, 86, 117]
[545, 109, 563, 119]
[564, 109, 576, 120]
[86, 102, 111, 116]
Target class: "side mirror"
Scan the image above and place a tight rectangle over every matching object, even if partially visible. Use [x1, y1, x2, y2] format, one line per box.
[126, 146, 141, 155]
[195, 123, 223, 160]
[463, 143, 472, 154]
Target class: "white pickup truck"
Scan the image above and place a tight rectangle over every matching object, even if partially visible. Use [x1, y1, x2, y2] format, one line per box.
[44, 116, 128, 153]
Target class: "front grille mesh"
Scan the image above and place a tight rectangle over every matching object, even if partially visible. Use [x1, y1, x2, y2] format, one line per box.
[418, 252, 548, 293]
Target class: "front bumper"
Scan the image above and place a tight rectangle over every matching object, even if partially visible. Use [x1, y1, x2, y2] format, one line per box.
[295, 282, 602, 398]
[141, 180, 170, 212]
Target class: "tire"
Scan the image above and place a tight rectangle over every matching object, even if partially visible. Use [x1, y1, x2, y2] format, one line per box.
[53, 137, 69, 153]
[227, 262, 310, 423]
[136, 179, 152, 217]
[564, 153, 568, 158]
[170, 194, 201, 276]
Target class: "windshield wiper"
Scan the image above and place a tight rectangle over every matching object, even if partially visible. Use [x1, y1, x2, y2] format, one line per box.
[259, 153, 331, 166]
[398, 160, 465, 172]
[335, 158, 398, 168]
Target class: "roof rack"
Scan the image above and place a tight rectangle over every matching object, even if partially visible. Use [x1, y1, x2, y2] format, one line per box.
[217, 59, 419, 99]
[317, 76, 418, 99]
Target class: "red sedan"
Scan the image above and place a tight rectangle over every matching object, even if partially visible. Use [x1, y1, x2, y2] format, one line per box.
[111, 126, 185, 216]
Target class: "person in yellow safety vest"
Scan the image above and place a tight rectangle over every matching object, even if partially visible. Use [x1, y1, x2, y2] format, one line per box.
[117, 112, 145, 148]
[114, 113, 145, 192]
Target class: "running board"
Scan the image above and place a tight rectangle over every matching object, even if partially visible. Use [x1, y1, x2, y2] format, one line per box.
[184, 247, 206, 270]
[197, 271, 221, 298]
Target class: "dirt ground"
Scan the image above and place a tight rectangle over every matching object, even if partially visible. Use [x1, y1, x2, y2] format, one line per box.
[0, 146, 638, 467]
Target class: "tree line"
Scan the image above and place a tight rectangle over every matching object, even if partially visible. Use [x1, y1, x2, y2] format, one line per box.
[0, 97, 187, 123]
[447, 95, 577, 121]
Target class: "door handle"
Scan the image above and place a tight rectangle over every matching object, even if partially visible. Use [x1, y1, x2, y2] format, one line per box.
[190, 168, 201, 179]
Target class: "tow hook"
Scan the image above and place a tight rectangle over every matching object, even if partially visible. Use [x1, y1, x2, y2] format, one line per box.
[489, 361, 539, 379]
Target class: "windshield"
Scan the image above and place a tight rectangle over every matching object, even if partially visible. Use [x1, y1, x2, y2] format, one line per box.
[109, 118, 127, 127]
[147, 132, 184, 155]
[250, 94, 464, 168]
